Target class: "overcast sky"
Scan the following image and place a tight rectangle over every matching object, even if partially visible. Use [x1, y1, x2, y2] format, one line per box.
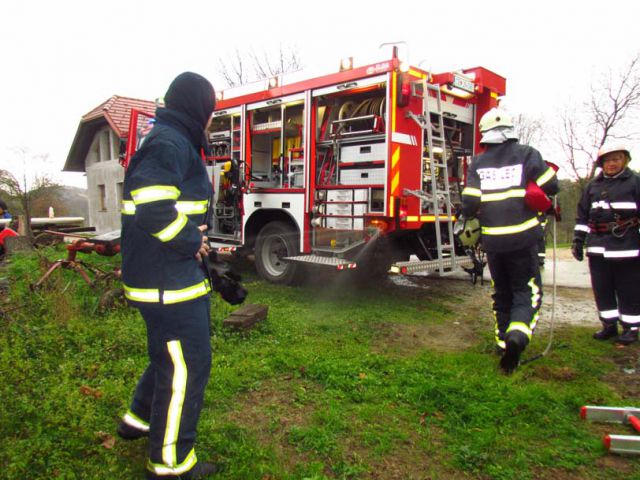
[1, 0, 638, 188]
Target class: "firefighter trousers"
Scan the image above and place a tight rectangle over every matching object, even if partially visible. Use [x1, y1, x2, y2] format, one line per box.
[589, 256, 640, 332]
[486, 244, 542, 349]
[125, 297, 212, 478]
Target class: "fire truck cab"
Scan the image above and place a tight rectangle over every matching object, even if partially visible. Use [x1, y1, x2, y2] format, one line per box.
[127, 50, 506, 284]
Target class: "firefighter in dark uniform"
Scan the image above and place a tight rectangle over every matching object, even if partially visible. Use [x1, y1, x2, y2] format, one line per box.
[117, 72, 218, 479]
[572, 143, 640, 345]
[462, 108, 559, 374]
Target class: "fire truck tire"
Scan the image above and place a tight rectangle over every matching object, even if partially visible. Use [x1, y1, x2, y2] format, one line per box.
[255, 221, 300, 285]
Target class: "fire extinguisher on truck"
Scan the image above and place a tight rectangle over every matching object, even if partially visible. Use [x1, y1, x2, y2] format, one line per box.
[124, 48, 506, 285]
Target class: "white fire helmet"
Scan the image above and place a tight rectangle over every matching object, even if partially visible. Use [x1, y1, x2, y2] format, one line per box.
[478, 107, 513, 133]
[596, 142, 631, 166]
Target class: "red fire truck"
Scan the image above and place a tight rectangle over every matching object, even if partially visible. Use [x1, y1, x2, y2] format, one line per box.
[126, 49, 505, 284]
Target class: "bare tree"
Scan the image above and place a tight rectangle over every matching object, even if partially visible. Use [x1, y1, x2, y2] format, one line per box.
[513, 113, 545, 146]
[217, 44, 302, 87]
[218, 48, 249, 87]
[0, 148, 60, 243]
[555, 52, 640, 188]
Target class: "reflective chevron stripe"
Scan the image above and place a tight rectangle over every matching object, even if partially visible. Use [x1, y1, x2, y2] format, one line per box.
[482, 217, 539, 235]
[481, 189, 526, 202]
[153, 213, 188, 242]
[462, 187, 482, 197]
[131, 185, 180, 204]
[536, 167, 556, 187]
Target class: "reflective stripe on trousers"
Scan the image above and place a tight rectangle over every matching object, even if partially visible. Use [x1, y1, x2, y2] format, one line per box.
[487, 244, 542, 347]
[123, 297, 212, 477]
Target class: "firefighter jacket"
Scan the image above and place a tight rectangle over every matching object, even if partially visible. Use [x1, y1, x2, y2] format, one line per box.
[461, 140, 558, 252]
[121, 108, 213, 306]
[573, 167, 640, 259]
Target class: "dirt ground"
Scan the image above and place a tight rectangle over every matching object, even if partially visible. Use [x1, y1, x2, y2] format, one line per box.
[392, 246, 599, 333]
[386, 269, 599, 357]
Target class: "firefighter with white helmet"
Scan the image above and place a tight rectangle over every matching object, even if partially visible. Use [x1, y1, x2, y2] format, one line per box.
[572, 142, 640, 345]
[461, 107, 559, 374]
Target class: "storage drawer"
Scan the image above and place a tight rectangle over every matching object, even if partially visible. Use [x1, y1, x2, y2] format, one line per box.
[325, 217, 364, 230]
[325, 217, 353, 229]
[326, 203, 353, 216]
[353, 189, 368, 202]
[340, 143, 386, 163]
[327, 189, 353, 202]
[340, 167, 386, 185]
[353, 204, 368, 216]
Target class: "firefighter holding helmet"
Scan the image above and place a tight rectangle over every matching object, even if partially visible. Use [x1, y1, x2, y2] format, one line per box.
[572, 143, 640, 345]
[461, 107, 559, 374]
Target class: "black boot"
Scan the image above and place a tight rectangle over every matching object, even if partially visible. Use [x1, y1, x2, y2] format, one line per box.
[615, 328, 638, 346]
[593, 323, 618, 340]
[187, 462, 220, 479]
[116, 420, 148, 440]
[500, 330, 528, 375]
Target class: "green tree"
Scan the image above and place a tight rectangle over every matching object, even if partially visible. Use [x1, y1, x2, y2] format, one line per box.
[0, 147, 61, 243]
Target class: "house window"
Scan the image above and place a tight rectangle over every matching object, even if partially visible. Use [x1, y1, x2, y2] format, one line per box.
[91, 137, 101, 163]
[98, 184, 107, 212]
[116, 182, 124, 211]
[99, 130, 111, 161]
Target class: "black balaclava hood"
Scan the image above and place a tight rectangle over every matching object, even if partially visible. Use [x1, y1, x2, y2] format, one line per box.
[164, 72, 215, 129]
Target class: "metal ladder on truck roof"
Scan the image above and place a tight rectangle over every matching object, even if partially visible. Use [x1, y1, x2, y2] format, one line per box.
[391, 81, 470, 275]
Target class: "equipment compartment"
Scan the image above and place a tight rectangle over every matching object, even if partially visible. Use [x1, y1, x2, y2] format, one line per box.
[340, 143, 386, 164]
[339, 167, 386, 185]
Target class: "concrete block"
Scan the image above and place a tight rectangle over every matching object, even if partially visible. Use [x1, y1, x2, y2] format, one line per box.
[223, 303, 269, 330]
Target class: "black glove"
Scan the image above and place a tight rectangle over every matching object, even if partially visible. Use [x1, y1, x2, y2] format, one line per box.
[571, 239, 584, 262]
[205, 252, 248, 305]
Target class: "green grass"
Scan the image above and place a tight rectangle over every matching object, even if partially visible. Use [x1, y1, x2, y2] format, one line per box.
[0, 247, 638, 479]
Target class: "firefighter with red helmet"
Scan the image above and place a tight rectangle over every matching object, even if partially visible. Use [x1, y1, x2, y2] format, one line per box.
[572, 143, 640, 345]
[461, 108, 559, 374]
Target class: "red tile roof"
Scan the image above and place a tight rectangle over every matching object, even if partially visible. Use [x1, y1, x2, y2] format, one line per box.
[82, 95, 156, 138]
[64, 95, 155, 172]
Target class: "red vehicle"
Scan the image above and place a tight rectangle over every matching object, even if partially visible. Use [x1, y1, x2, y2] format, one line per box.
[126, 49, 505, 284]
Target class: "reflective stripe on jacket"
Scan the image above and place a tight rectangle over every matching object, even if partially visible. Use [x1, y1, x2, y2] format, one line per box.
[573, 168, 640, 259]
[121, 117, 212, 306]
[461, 140, 558, 252]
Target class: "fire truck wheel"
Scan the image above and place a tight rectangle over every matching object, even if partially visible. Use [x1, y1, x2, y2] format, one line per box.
[255, 221, 300, 285]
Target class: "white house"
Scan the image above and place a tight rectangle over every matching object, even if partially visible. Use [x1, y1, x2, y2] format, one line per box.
[64, 96, 155, 233]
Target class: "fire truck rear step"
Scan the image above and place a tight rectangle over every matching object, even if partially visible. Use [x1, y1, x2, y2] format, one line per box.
[390, 256, 473, 275]
[283, 254, 357, 270]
